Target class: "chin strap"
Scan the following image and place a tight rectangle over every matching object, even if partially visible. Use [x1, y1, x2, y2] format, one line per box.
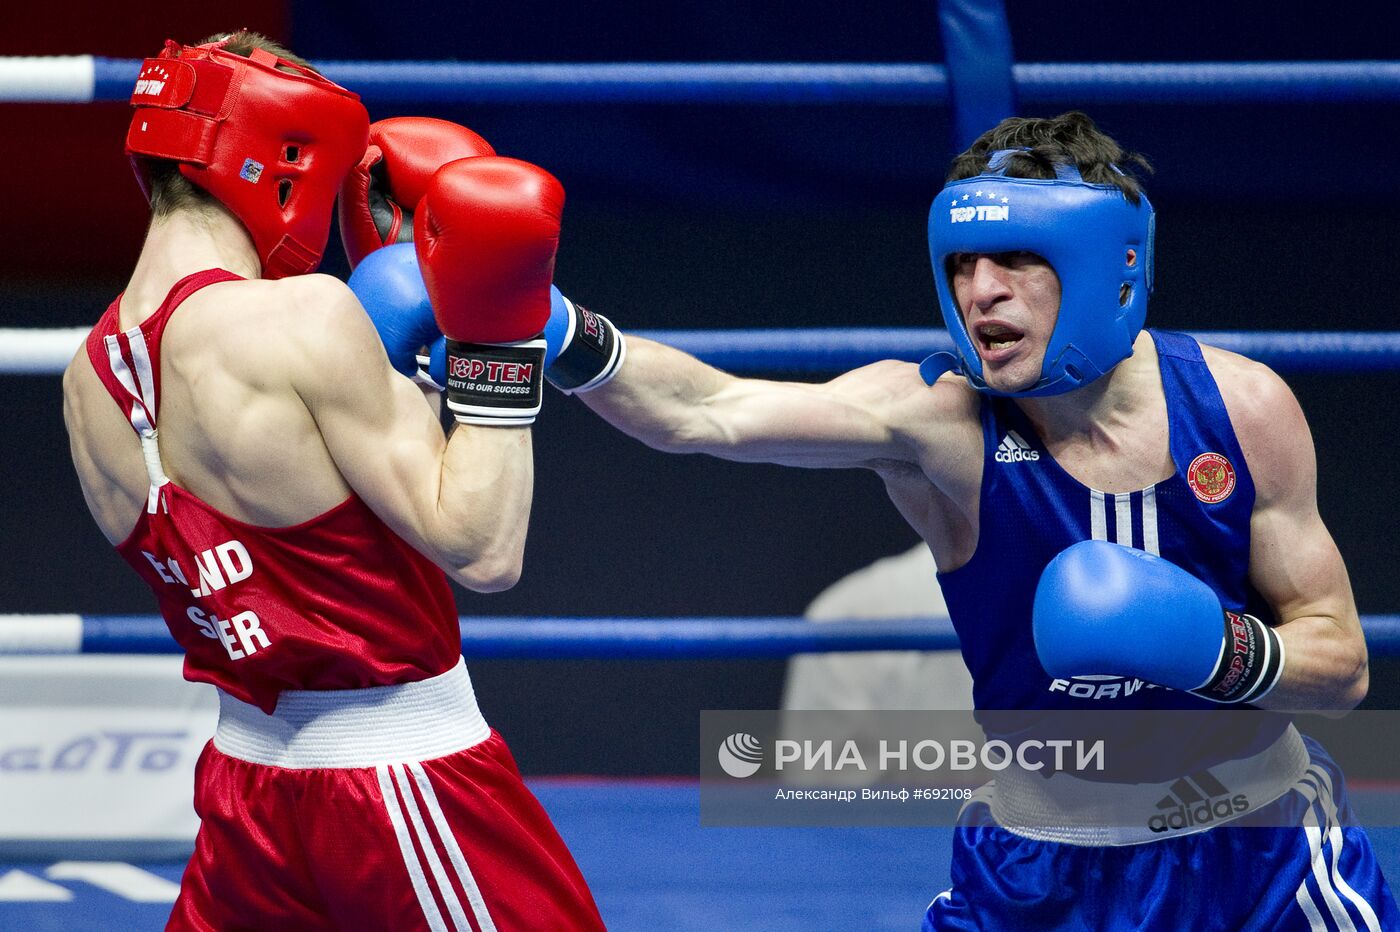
[919, 348, 1089, 398]
[918, 351, 964, 387]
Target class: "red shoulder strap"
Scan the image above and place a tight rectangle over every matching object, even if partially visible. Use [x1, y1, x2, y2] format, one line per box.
[85, 269, 244, 434]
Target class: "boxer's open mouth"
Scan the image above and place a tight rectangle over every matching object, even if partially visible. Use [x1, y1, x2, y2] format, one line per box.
[974, 322, 1024, 353]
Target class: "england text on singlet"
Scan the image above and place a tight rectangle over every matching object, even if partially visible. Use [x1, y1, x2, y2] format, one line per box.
[935, 330, 1288, 777]
[86, 269, 461, 713]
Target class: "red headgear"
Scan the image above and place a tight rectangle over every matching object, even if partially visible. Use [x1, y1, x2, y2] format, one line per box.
[126, 39, 370, 279]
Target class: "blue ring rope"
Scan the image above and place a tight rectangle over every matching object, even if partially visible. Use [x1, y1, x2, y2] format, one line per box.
[87, 59, 1400, 105]
[2, 328, 1397, 378]
[38, 614, 1400, 658]
[636, 329, 1400, 375]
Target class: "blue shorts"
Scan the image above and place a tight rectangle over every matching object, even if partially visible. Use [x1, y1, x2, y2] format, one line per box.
[924, 738, 1398, 931]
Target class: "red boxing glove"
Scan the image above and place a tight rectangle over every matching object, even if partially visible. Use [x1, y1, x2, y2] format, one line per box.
[338, 117, 495, 269]
[416, 157, 564, 425]
[415, 157, 562, 344]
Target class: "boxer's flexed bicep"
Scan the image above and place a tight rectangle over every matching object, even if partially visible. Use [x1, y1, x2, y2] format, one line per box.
[288, 276, 531, 591]
[1210, 347, 1367, 710]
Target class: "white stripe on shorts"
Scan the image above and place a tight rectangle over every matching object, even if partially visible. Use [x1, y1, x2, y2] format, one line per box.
[389, 764, 473, 932]
[374, 762, 498, 932]
[1314, 768, 1383, 931]
[1294, 766, 1382, 932]
[1298, 766, 1354, 931]
[408, 761, 498, 932]
[1292, 769, 1333, 930]
[377, 764, 449, 932]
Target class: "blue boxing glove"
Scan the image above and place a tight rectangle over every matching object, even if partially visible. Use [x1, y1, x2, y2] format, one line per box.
[1033, 541, 1285, 704]
[347, 243, 441, 379]
[424, 284, 625, 394]
[381, 242, 623, 393]
[541, 287, 626, 394]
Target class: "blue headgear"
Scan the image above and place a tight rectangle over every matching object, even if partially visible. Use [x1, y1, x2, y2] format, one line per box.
[920, 148, 1155, 397]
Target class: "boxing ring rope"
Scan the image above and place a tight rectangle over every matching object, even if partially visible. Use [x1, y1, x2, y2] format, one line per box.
[4, 614, 1400, 658]
[2, 58, 1399, 105]
[5, 328, 1400, 376]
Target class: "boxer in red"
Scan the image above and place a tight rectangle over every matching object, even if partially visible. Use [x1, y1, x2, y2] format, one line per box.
[62, 31, 603, 930]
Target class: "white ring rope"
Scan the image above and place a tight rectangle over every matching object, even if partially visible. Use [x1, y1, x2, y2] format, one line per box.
[0, 55, 94, 102]
[0, 328, 90, 374]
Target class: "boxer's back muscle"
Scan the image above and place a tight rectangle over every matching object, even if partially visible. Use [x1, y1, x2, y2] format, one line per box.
[65, 276, 352, 543]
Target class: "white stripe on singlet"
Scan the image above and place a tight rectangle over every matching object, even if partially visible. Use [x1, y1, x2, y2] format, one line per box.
[102, 333, 152, 435]
[1141, 485, 1160, 555]
[124, 325, 158, 421]
[1114, 492, 1134, 547]
[102, 328, 168, 512]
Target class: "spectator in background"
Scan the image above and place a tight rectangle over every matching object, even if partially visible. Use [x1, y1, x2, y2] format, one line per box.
[783, 544, 972, 712]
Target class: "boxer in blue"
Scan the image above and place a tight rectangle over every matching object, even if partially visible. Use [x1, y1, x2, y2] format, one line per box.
[355, 111, 1397, 929]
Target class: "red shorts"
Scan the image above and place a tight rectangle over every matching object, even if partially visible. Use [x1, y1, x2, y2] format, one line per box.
[167, 661, 604, 931]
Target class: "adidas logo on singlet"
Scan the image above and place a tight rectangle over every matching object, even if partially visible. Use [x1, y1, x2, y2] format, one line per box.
[994, 430, 1040, 463]
[1147, 771, 1250, 833]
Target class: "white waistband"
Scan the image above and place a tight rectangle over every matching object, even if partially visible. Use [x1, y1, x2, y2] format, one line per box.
[213, 658, 490, 768]
[984, 723, 1309, 846]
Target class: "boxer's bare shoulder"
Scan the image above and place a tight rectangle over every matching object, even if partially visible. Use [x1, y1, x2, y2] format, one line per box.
[160, 273, 361, 370]
[1198, 343, 1311, 503]
[850, 363, 984, 567]
[876, 364, 984, 496]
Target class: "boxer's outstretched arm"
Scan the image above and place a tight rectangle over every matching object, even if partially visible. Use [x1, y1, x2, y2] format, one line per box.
[581, 335, 932, 469]
[1219, 354, 1367, 711]
[291, 276, 531, 592]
